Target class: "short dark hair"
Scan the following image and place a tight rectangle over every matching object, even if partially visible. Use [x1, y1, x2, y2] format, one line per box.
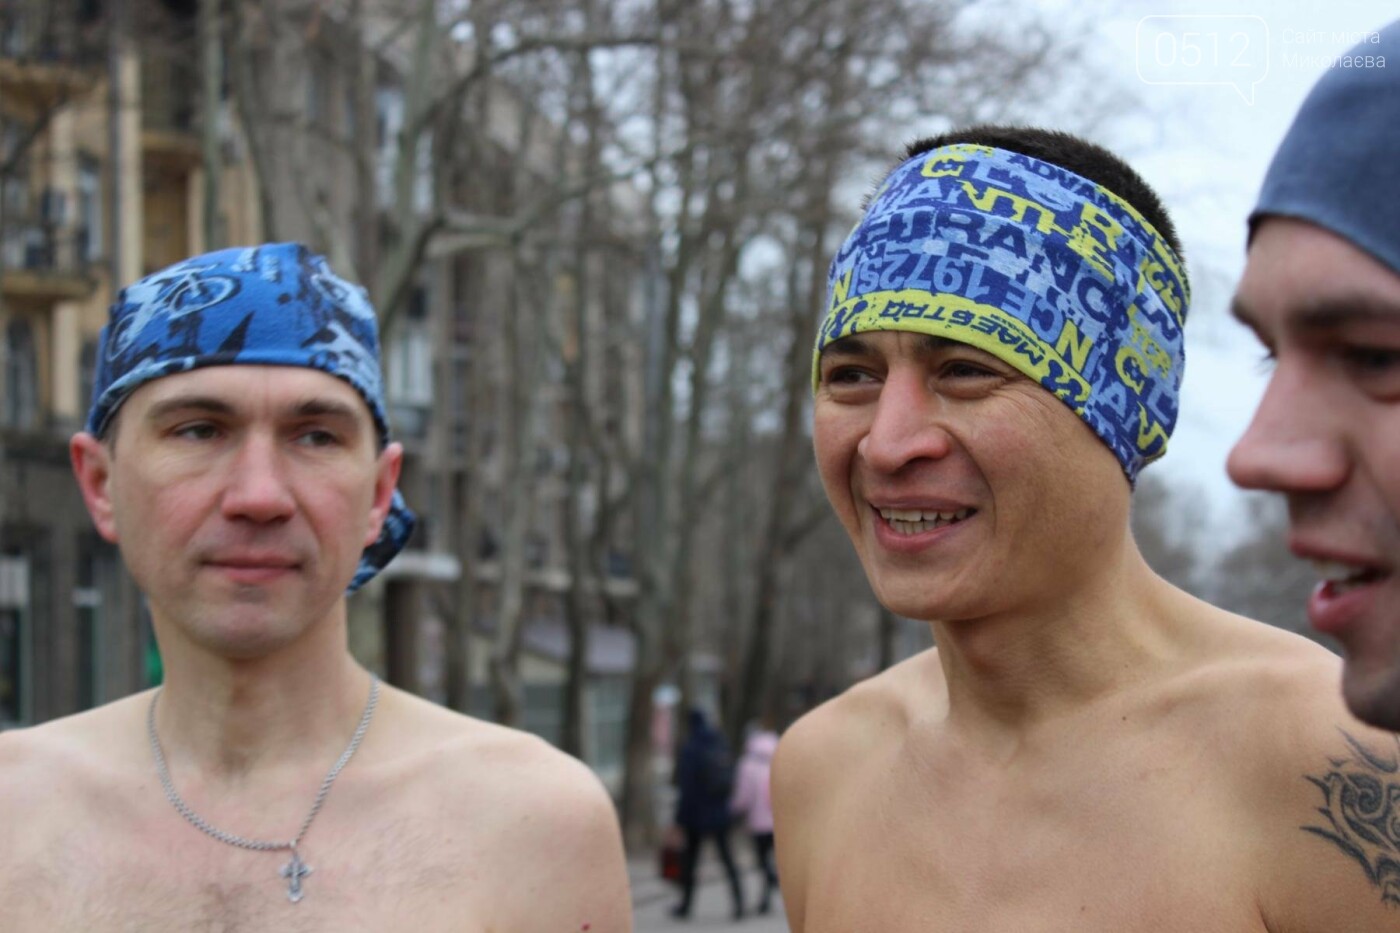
[890, 125, 1186, 265]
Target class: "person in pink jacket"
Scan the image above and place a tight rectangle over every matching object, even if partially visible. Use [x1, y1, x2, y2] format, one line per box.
[730, 727, 779, 914]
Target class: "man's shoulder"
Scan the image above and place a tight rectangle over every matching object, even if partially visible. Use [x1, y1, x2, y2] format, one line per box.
[775, 649, 941, 792]
[1183, 610, 1344, 724]
[0, 693, 148, 779]
[1165, 610, 1353, 760]
[1190, 625, 1400, 926]
[380, 686, 613, 818]
[0, 694, 150, 849]
[372, 688, 628, 920]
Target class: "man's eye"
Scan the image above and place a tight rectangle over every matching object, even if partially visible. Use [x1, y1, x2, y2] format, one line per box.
[173, 423, 220, 441]
[822, 367, 875, 386]
[295, 429, 340, 448]
[1342, 345, 1400, 374]
[942, 360, 996, 379]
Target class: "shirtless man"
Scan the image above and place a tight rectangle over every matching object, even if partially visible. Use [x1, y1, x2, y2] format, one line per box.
[0, 243, 631, 931]
[1228, 22, 1400, 732]
[773, 128, 1400, 930]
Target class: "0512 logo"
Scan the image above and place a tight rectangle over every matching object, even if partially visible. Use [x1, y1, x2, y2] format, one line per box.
[1135, 14, 1270, 105]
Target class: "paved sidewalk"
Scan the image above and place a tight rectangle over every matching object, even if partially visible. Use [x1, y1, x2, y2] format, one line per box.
[630, 858, 786, 931]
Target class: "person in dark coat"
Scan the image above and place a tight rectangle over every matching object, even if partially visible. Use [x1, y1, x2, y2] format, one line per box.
[670, 707, 744, 920]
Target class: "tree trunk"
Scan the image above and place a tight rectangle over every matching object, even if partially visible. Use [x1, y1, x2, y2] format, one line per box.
[620, 626, 664, 849]
[877, 605, 898, 672]
[732, 153, 838, 736]
[445, 470, 476, 712]
[489, 252, 539, 728]
[198, 0, 222, 251]
[227, 0, 278, 241]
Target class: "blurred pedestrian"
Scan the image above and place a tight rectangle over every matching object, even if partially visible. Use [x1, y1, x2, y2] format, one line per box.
[671, 707, 744, 920]
[730, 725, 779, 914]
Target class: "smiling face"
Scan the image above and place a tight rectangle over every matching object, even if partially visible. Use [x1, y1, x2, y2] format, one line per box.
[812, 330, 1131, 623]
[1228, 218, 1400, 729]
[70, 365, 402, 661]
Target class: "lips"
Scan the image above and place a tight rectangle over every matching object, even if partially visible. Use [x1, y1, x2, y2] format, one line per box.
[208, 554, 300, 567]
[204, 554, 302, 583]
[1292, 542, 1393, 637]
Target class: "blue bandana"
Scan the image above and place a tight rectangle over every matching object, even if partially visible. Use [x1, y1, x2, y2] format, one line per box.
[87, 243, 415, 592]
[816, 145, 1190, 482]
[1251, 20, 1400, 276]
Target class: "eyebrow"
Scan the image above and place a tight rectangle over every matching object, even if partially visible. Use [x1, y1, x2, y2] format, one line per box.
[822, 333, 963, 358]
[144, 395, 238, 422]
[286, 399, 364, 422]
[1233, 292, 1400, 331]
[144, 395, 365, 424]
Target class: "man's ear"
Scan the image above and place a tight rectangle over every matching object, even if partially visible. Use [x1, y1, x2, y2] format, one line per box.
[364, 440, 405, 548]
[70, 432, 120, 543]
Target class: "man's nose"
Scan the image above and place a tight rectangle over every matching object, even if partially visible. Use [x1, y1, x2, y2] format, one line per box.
[220, 433, 297, 523]
[1227, 363, 1348, 494]
[856, 368, 954, 473]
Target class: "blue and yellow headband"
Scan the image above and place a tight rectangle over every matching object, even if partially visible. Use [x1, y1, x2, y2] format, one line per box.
[87, 243, 415, 592]
[815, 144, 1190, 482]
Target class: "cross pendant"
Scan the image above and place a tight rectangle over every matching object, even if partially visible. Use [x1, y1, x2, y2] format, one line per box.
[280, 849, 313, 903]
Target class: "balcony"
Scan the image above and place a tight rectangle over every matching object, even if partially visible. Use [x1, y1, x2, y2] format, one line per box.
[0, 8, 103, 105]
[1, 219, 98, 301]
[140, 55, 200, 170]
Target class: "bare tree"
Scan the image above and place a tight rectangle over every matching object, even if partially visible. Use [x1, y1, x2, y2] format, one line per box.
[1211, 493, 1332, 650]
[157, 0, 1150, 850]
[577, 0, 1114, 845]
[1131, 472, 1207, 594]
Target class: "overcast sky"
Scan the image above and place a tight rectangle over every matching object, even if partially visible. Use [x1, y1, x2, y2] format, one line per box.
[1057, 1, 1397, 546]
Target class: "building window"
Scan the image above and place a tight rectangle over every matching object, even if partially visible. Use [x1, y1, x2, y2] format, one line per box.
[374, 85, 404, 208]
[306, 58, 327, 128]
[524, 532, 547, 570]
[386, 287, 433, 407]
[79, 339, 97, 422]
[77, 154, 102, 264]
[0, 553, 30, 727]
[3, 317, 38, 429]
[413, 130, 433, 214]
[74, 535, 111, 710]
[589, 677, 631, 775]
[523, 682, 564, 746]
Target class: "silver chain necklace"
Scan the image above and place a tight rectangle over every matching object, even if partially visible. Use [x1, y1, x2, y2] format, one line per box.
[146, 676, 379, 904]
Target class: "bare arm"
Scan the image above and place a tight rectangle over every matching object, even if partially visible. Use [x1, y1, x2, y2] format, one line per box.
[494, 753, 633, 932]
[1269, 725, 1400, 930]
[1247, 675, 1400, 931]
[772, 713, 829, 933]
[0, 726, 78, 928]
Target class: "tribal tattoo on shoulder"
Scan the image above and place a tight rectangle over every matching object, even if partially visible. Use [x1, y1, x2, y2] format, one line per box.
[1301, 729, 1400, 906]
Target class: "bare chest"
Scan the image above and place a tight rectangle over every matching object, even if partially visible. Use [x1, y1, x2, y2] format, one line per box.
[799, 744, 1267, 933]
[10, 811, 504, 933]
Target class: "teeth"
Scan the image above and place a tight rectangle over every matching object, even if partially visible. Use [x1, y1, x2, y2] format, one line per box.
[1312, 560, 1368, 583]
[1312, 560, 1387, 595]
[879, 507, 972, 535]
